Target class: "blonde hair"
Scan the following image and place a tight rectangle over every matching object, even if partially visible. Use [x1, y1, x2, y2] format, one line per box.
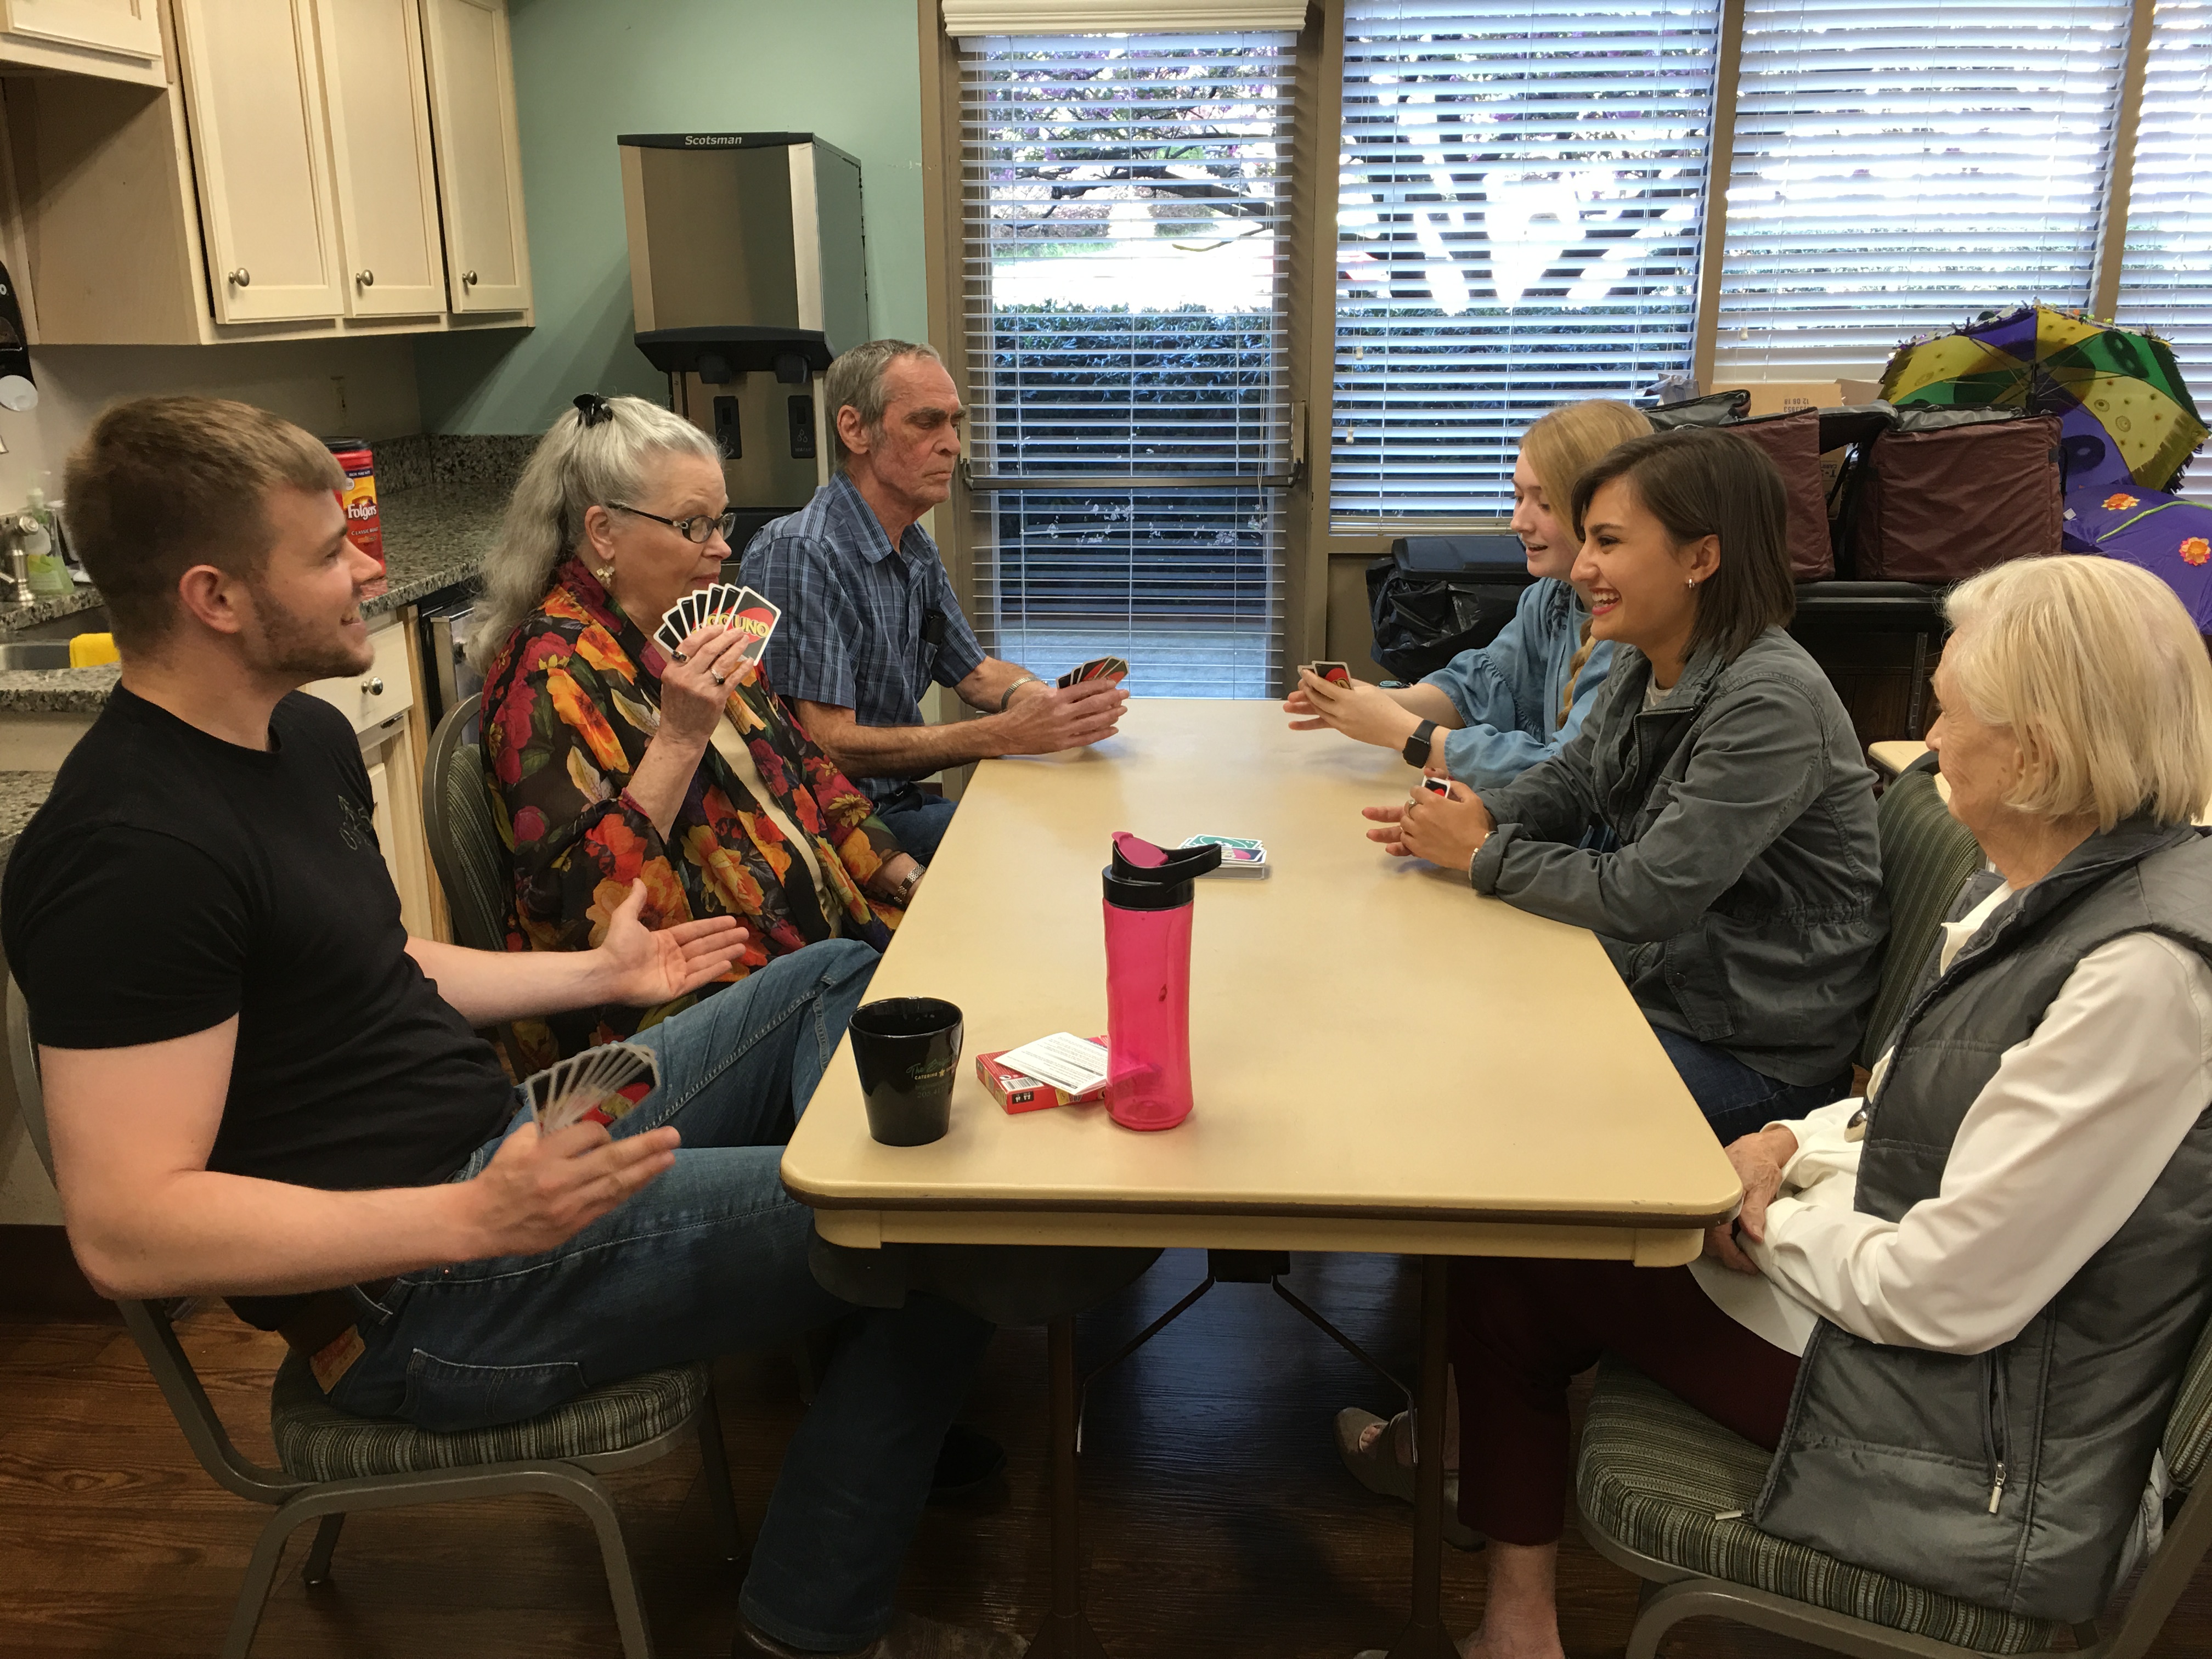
[65, 396, 343, 650]
[469, 394, 719, 669]
[1942, 555, 2212, 831]
[1518, 399, 1653, 725]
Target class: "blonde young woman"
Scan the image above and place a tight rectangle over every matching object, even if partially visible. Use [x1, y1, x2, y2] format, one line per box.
[1286, 399, 1651, 787]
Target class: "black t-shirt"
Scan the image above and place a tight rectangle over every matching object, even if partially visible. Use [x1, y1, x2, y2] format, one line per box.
[3, 687, 514, 1296]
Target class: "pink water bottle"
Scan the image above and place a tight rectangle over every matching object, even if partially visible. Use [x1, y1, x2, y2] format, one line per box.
[1102, 831, 1221, 1131]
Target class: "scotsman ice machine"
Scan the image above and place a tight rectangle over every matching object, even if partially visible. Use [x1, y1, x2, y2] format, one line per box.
[618, 132, 870, 546]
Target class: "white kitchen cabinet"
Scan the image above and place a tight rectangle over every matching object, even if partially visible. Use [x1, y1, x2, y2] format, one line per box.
[419, 0, 529, 314]
[171, 0, 347, 325]
[315, 0, 447, 318]
[0, 0, 163, 83]
[304, 617, 434, 935]
[2, 0, 533, 344]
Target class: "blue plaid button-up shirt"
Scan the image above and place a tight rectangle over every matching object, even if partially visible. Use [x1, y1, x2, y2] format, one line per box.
[740, 474, 988, 801]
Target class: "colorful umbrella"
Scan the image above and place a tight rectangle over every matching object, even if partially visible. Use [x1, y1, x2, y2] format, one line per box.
[2063, 481, 2212, 629]
[1878, 303, 2207, 495]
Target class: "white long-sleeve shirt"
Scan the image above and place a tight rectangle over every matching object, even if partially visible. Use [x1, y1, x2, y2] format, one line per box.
[1689, 879, 2212, 1357]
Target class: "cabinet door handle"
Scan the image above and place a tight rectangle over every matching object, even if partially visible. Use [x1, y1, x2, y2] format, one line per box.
[462, 270, 478, 286]
[363, 676, 386, 697]
[228, 268, 251, 287]
[356, 269, 374, 287]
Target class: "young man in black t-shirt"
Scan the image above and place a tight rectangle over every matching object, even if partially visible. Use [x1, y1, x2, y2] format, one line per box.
[6, 397, 1018, 1659]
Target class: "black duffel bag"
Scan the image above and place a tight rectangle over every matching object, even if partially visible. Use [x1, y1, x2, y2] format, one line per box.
[1366, 534, 1536, 682]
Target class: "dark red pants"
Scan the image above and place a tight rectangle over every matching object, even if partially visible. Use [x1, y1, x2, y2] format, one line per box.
[1449, 1256, 1802, 1545]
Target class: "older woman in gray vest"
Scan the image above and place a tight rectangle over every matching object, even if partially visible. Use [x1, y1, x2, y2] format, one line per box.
[1388, 556, 2212, 1659]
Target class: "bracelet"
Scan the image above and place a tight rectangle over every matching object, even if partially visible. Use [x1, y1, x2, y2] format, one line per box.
[998, 673, 1042, 712]
[893, 865, 924, 904]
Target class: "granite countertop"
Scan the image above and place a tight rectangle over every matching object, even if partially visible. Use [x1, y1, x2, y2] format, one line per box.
[0, 769, 55, 871]
[0, 482, 503, 715]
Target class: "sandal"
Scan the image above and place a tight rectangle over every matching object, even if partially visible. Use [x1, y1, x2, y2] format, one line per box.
[1334, 1407, 1483, 1551]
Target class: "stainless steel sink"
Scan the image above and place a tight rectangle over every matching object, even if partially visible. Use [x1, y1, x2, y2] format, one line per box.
[0, 642, 83, 669]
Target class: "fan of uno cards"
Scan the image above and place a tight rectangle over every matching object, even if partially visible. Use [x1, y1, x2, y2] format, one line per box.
[656, 582, 783, 669]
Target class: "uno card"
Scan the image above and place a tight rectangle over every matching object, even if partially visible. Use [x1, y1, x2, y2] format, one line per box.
[1182, 834, 1262, 851]
[656, 606, 687, 656]
[725, 586, 782, 667]
[1312, 660, 1355, 688]
[1057, 654, 1130, 690]
[1420, 775, 1453, 798]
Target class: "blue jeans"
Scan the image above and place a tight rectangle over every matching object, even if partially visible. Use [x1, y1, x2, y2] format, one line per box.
[872, 782, 959, 864]
[327, 940, 993, 1651]
[1654, 1025, 1851, 1146]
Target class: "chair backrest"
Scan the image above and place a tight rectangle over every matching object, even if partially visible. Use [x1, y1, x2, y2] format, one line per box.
[4, 973, 301, 1504]
[1859, 752, 1984, 1066]
[421, 693, 514, 954]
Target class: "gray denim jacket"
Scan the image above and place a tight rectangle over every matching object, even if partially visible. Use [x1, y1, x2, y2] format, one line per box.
[1469, 627, 1884, 1084]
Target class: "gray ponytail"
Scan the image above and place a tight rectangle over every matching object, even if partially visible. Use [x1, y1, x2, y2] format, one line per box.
[467, 394, 719, 670]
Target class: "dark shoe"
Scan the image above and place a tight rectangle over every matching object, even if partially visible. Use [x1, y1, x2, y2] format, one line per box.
[735, 1611, 1029, 1658]
[929, 1422, 1007, 1502]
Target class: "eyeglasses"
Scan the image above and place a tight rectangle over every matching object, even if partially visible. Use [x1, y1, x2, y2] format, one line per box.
[607, 503, 739, 545]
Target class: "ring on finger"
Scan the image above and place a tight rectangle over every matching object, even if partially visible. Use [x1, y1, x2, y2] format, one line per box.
[708, 669, 726, 686]
[670, 649, 689, 664]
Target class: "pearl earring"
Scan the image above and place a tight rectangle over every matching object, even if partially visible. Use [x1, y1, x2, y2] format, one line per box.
[1685, 576, 1696, 587]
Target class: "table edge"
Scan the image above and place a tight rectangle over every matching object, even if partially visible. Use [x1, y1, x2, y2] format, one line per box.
[777, 1171, 1741, 1233]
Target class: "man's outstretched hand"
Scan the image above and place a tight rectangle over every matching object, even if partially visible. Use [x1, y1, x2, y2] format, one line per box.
[594, 878, 747, 1007]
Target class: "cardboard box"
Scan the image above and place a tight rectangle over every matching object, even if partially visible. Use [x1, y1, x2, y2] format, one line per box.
[977, 1041, 1110, 1114]
[1714, 380, 1882, 418]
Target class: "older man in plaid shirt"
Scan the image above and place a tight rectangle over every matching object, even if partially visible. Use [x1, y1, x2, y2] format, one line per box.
[740, 340, 1127, 862]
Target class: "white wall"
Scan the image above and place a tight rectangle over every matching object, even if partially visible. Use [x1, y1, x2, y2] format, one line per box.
[0, 336, 422, 510]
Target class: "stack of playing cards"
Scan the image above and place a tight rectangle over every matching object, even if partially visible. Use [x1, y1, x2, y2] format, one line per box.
[1181, 833, 1268, 878]
[1295, 660, 1353, 689]
[655, 582, 783, 668]
[523, 1042, 661, 1133]
[977, 1034, 1111, 1114]
[1057, 654, 1130, 689]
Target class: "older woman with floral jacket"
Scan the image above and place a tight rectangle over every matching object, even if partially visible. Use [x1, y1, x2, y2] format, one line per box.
[475, 393, 922, 1069]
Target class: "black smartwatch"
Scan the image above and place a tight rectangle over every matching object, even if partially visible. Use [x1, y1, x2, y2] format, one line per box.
[1403, 718, 1438, 769]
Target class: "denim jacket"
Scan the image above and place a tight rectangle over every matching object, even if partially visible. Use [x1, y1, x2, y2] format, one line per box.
[1470, 627, 1885, 1084]
[1419, 578, 1613, 792]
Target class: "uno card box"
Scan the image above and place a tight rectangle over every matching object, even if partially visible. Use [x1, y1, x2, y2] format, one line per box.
[977, 1042, 1110, 1114]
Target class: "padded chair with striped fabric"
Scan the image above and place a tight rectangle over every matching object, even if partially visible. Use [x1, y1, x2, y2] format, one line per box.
[8, 973, 740, 1659]
[422, 692, 510, 954]
[1573, 751, 2212, 1657]
[1859, 749, 1984, 1068]
[1578, 1321, 2212, 1659]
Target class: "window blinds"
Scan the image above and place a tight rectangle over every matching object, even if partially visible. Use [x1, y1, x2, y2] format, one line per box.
[1334, 0, 1722, 527]
[942, 0, 1307, 34]
[959, 31, 1295, 696]
[1715, 0, 2132, 378]
[2115, 0, 2212, 496]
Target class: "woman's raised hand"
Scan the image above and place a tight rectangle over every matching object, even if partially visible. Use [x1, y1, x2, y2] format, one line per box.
[657, 624, 758, 747]
[1287, 669, 1423, 749]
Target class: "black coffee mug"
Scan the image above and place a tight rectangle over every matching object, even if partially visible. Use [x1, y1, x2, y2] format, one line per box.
[850, 997, 964, 1146]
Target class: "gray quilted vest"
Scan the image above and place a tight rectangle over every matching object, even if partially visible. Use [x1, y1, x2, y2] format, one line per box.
[1755, 820, 2212, 1623]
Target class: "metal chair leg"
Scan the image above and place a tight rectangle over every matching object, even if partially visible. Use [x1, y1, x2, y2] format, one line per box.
[221, 1504, 305, 1659]
[546, 1463, 656, 1659]
[695, 1380, 746, 1564]
[301, 1513, 345, 1586]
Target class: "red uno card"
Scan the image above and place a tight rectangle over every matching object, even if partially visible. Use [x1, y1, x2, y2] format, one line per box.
[1312, 660, 1355, 688]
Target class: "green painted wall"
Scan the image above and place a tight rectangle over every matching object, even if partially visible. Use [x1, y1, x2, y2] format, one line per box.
[415, 0, 929, 435]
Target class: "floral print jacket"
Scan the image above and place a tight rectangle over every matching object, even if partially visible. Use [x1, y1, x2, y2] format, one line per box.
[480, 561, 905, 1066]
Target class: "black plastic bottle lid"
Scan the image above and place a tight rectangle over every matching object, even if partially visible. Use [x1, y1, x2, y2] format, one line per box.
[1102, 832, 1221, 911]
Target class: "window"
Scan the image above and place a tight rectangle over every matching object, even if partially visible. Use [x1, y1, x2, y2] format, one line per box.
[1716, 0, 2134, 377]
[958, 30, 1296, 696]
[1333, 0, 1724, 527]
[2115, 0, 2212, 496]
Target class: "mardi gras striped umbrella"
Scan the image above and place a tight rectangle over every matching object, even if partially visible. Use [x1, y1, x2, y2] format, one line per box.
[1879, 304, 2205, 494]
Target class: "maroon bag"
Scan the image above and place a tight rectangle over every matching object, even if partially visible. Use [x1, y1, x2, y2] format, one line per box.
[1849, 414, 2063, 583]
[1726, 410, 1833, 581]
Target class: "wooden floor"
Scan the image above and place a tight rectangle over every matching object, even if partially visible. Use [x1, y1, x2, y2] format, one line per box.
[7, 1249, 2212, 1659]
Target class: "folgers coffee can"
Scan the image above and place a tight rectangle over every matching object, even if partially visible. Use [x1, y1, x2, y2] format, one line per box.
[323, 436, 387, 596]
